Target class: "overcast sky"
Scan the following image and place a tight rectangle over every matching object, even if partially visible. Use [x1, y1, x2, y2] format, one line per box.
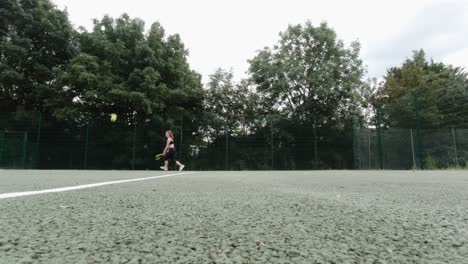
[54, 0, 468, 82]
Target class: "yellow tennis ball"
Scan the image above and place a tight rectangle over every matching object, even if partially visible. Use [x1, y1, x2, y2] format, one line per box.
[110, 113, 117, 122]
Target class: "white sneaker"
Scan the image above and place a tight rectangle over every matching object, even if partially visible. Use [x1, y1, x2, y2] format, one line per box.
[160, 166, 168, 171]
[179, 165, 185, 171]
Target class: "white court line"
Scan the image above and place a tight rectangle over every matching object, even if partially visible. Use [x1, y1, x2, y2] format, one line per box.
[0, 172, 195, 200]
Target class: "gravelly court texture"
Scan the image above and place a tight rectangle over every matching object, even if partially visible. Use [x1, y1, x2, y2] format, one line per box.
[1, 170, 467, 264]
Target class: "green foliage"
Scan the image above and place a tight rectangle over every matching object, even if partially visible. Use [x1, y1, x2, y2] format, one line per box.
[55, 14, 203, 125]
[249, 21, 365, 126]
[0, 0, 76, 112]
[446, 165, 468, 170]
[200, 68, 275, 170]
[53, 14, 203, 168]
[243, 22, 365, 169]
[424, 155, 438, 170]
[203, 68, 261, 136]
[1, 4, 204, 169]
[378, 50, 468, 128]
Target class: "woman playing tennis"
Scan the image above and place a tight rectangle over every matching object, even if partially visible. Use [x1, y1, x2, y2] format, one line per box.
[160, 130, 185, 171]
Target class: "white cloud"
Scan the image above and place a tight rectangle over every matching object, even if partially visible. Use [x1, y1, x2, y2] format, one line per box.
[53, 0, 468, 82]
[365, 0, 468, 78]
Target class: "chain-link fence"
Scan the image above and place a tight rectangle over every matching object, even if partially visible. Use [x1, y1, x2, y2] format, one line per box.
[353, 127, 468, 169]
[0, 112, 354, 170]
[1, 111, 467, 170]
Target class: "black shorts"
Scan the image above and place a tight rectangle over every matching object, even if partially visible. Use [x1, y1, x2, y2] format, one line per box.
[164, 148, 176, 161]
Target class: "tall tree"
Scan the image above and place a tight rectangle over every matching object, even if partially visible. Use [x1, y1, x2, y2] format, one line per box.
[203, 68, 261, 137]
[55, 14, 203, 124]
[378, 50, 468, 128]
[246, 21, 365, 169]
[248, 21, 365, 127]
[199, 68, 270, 170]
[0, 0, 76, 112]
[51, 14, 203, 169]
[358, 77, 379, 126]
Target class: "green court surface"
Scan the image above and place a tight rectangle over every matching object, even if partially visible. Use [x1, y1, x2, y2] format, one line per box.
[1, 170, 467, 263]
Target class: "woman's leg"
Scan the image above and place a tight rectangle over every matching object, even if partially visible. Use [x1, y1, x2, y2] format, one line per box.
[176, 160, 185, 171]
[160, 160, 169, 170]
[160, 153, 169, 170]
[161, 149, 178, 171]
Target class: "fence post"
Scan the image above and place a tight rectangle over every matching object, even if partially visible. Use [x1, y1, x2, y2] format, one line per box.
[313, 123, 318, 169]
[271, 124, 274, 169]
[225, 125, 229, 170]
[132, 120, 137, 170]
[452, 127, 459, 167]
[368, 127, 371, 169]
[0, 131, 3, 166]
[36, 112, 42, 169]
[376, 109, 384, 170]
[22, 132, 28, 169]
[410, 129, 417, 169]
[414, 96, 424, 169]
[83, 123, 89, 169]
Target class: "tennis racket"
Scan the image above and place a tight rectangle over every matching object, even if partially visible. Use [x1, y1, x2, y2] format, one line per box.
[155, 153, 164, 160]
